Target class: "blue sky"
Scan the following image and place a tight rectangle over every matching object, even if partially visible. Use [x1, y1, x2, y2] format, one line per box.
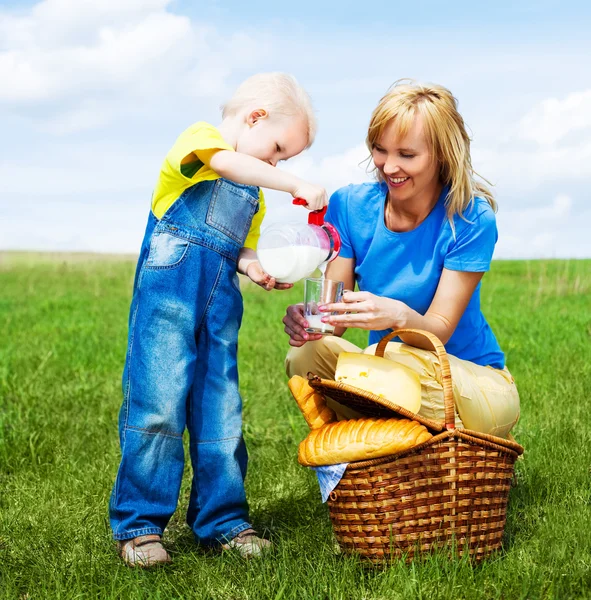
[1, 0, 590, 257]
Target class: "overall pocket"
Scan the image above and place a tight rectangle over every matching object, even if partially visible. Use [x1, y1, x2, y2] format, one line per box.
[145, 230, 190, 270]
[206, 179, 259, 245]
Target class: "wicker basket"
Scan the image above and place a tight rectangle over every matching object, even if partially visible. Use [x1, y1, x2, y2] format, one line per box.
[309, 328, 524, 564]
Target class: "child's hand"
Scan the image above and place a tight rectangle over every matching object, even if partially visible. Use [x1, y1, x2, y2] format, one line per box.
[293, 183, 328, 211]
[245, 261, 293, 291]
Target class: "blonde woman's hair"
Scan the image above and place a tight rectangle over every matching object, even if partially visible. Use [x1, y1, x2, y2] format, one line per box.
[222, 72, 317, 147]
[367, 79, 496, 223]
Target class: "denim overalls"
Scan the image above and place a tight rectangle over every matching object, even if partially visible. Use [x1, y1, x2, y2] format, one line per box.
[109, 178, 259, 545]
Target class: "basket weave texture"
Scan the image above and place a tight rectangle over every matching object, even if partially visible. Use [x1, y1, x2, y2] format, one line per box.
[312, 329, 524, 564]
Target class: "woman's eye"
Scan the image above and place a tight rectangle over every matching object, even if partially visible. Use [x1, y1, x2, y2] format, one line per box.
[373, 146, 385, 153]
[400, 153, 415, 159]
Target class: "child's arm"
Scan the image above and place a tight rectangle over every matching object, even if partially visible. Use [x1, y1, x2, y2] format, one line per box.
[207, 150, 327, 210]
[237, 248, 293, 291]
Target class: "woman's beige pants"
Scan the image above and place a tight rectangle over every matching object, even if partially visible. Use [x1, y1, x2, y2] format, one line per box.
[285, 336, 520, 439]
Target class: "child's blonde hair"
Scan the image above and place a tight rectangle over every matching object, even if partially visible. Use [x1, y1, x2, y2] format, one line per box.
[222, 72, 317, 147]
[367, 79, 496, 222]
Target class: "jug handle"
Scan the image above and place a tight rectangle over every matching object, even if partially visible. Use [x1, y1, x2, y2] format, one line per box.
[292, 198, 327, 226]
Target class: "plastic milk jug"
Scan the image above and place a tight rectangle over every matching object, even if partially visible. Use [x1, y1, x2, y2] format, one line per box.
[257, 199, 342, 284]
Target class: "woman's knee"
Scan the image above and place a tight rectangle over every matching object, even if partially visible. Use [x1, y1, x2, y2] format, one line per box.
[285, 344, 307, 378]
[284, 339, 334, 379]
[285, 336, 362, 380]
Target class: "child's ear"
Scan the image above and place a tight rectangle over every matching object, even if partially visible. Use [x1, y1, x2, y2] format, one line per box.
[247, 109, 268, 126]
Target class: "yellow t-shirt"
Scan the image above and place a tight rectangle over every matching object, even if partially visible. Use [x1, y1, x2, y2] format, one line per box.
[151, 122, 266, 251]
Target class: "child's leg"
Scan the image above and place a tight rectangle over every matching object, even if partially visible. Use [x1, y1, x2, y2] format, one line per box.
[186, 266, 251, 545]
[109, 214, 225, 541]
[109, 280, 189, 540]
[110, 177, 260, 546]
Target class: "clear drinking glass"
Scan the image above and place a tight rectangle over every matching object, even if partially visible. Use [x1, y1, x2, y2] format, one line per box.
[304, 277, 344, 335]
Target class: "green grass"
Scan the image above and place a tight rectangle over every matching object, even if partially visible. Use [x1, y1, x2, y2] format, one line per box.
[0, 252, 590, 599]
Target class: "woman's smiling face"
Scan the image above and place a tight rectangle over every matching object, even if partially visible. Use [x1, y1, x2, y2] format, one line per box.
[371, 114, 440, 203]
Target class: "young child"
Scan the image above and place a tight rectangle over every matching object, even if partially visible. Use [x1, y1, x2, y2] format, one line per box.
[109, 73, 327, 567]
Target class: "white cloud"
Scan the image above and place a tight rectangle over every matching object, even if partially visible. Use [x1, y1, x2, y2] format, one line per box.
[472, 141, 591, 196]
[0, 1, 190, 103]
[37, 100, 114, 134]
[0, 0, 267, 134]
[0, 2, 589, 259]
[0, 0, 178, 51]
[471, 89, 591, 205]
[495, 194, 573, 258]
[517, 89, 591, 146]
[0, 141, 160, 195]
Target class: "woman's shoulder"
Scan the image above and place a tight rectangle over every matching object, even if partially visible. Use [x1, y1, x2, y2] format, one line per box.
[452, 196, 497, 232]
[330, 182, 384, 207]
[326, 182, 383, 242]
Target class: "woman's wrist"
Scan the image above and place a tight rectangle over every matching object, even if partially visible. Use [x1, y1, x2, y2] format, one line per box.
[390, 298, 411, 330]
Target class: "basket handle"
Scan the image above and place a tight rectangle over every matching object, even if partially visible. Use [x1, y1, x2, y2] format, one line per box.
[375, 329, 455, 430]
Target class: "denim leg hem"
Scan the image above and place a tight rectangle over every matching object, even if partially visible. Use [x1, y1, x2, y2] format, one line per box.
[219, 521, 252, 544]
[113, 527, 163, 541]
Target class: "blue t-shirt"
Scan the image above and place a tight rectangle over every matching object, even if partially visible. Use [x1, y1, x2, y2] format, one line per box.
[325, 182, 505, 369]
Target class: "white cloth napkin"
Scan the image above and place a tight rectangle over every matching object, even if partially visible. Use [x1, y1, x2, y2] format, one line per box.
[312, 463, 348, 502]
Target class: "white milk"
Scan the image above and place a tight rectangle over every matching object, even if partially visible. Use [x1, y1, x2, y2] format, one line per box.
[257, 246, 328, 284]
[304, 313, 335, 334]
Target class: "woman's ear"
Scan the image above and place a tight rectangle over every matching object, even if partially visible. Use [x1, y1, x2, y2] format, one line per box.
[247, 109, 268, 126]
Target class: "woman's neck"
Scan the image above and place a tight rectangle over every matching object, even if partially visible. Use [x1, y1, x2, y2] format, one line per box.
[385, 180, 443, 232]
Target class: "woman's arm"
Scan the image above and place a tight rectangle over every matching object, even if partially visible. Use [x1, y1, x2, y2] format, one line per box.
[398, 269, 483, 348]
[321, 268, 483, 348]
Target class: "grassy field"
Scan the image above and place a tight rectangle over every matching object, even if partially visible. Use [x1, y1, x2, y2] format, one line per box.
[0, 252, 590, 599]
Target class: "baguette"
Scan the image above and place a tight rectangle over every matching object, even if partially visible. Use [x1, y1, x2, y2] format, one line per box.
[298, 418, 432, 466]
[288, 375, 336, 429]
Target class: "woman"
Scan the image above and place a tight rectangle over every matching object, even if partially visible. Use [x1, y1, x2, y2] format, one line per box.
[283, 80, 519, 438]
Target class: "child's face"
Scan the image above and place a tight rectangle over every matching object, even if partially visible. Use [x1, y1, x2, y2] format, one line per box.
[236, 111, 309, 166]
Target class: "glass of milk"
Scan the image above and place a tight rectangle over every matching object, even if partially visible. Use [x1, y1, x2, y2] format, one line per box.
[304, 277, 344, 335]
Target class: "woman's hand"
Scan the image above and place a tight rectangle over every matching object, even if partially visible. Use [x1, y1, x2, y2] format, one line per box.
[245, 261, 293, 291]
[319, 291, 408, 330]
[282, 303, 324, 347]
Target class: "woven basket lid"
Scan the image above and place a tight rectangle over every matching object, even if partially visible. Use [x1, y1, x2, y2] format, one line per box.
[307, 374, 444, 432]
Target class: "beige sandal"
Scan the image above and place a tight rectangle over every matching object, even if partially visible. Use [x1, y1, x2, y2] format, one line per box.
[118, 534, 171, 567]
[221, 528, 272, 558]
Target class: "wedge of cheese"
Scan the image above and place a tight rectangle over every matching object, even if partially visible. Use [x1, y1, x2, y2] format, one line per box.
[334, 352, 422, 414]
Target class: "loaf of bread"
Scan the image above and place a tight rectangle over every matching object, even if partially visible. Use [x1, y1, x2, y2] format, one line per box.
[298, 418, 432, 466]
[288, 375, 336, 429]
